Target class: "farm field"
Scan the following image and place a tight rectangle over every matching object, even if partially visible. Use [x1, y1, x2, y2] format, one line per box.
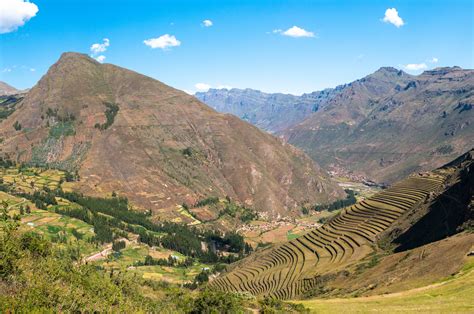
[0, 165, 233, 287]
[96, 241, 212, 284]
[332, 177, 381, 201]
[0, 167, 66, 193]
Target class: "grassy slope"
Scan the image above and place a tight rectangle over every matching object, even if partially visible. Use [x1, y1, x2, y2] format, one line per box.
[295, 258, 474, 313]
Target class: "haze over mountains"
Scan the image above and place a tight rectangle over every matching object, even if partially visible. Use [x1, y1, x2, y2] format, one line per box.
[0, 52, 344, 219]
[195, 88, 340, 134]
[197, 66, 474, 184]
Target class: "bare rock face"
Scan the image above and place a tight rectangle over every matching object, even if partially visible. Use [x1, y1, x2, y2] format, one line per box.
[0, 52, 344, 219]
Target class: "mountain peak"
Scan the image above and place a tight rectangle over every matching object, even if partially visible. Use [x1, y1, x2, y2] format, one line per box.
[0, 53, 344, 218]
[373, 66, 407, 77]
[58, 51, 95, 62]
[376, 66, 400, 73]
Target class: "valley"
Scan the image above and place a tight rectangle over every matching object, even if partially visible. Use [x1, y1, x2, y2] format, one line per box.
[0, 5, 472, 310]
[0, 55, 471, 312]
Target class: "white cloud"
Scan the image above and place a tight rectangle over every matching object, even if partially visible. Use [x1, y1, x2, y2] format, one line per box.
[90, 38, 109, 63]
[195, 83, 211, 92]
[2, 68, 12, 73]
[429, 57, 439, 63]
[94, 55, 106, 63]
[382, 8, 404, 28]
[404, 63, 427, 71]
[90, 38, 110, 54]
[144, 34, 181, 50]
[29, 67, 35, 72]
[280, 26, 315, 38]
[202, 19, 213, 27]
[0, 0, 38, 34]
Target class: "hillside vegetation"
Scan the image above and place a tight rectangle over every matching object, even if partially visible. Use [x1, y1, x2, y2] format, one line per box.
[0, 162, 308, 312]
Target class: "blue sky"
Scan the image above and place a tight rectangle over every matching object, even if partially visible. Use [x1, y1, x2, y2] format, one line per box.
[0, 0, 473, 94]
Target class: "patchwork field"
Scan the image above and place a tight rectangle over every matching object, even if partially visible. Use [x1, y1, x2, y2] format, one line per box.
[0, 167, 65, 193]
[0, 191, 99, 256]
[0, 166, 216, 286]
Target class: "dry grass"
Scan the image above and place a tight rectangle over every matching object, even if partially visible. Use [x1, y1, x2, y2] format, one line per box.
[295, 258, 474, 313]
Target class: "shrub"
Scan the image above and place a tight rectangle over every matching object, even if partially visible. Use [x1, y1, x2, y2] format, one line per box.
[95, 103, 119, 130]
[190, 289, 244, 314]
[13, 121, 21, 131]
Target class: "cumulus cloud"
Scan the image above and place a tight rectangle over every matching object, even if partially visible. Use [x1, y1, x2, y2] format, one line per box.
[89, 38, 110, 63]
[404, 63, 427, 71]
[144, 34, 181, 50]
[202, 19, 213, 27]
[382, 8, 404, 28]
[90, 38, 110, 54]
[95, 55, 106, 63]
[195, 83, 211, 92]
[0, 0, 39, 34]
[429, 57, 439, 63]
[276, 26, 315, 38]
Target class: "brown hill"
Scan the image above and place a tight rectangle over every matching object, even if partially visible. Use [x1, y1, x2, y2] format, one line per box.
[0, 81, 19, 96]
[198, 67, 474, 184]
[284, 66, 474, 184]
[0, 52, 343, 219]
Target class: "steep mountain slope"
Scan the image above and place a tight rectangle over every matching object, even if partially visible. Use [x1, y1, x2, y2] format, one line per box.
[0, 52, 343, 219]
[198, 67, 473, 184]
[210, 149, 474, 299]
[195, 88, 339, 133]
[0, 81, 19, 96]
[285, 67, 474, 183]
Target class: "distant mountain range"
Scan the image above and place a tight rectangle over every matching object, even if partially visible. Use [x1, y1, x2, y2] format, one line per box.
[197, 66, 474, 184]
[0, 52, 343, 219]
[195, 88, 340, 133]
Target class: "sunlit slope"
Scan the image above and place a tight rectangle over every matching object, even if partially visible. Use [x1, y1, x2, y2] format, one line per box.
[210, 173, 446, 299]
[295, 258, 474, 313]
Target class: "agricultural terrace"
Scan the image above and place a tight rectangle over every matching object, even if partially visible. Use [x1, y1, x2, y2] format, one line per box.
[210, 173, 446, 299]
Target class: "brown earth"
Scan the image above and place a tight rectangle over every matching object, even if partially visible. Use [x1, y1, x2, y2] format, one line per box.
[0, 52, 343, 219]
[284, 67, 474, 184]
[319, 232, 474, 297]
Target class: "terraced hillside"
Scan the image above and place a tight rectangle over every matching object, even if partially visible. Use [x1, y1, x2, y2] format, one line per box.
[210, 172, 447, 299]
